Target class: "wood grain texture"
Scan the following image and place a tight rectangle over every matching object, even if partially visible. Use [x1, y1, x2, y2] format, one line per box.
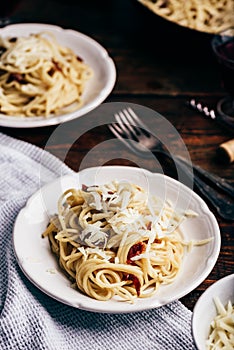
[0, 0, 233, 311]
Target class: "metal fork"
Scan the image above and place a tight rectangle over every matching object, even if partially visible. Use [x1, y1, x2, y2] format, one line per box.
[108, 107, 234, 221]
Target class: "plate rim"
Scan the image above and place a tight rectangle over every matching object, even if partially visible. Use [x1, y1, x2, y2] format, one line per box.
[0, 23, 116, 128]
[192, 273, 234, 350]
[13, 166, 221, 313]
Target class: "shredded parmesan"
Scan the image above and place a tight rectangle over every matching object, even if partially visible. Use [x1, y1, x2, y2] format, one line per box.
[206, 297, 234, 349]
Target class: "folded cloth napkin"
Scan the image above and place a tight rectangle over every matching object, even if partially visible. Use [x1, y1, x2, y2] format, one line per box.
[0, 132, 196, 350]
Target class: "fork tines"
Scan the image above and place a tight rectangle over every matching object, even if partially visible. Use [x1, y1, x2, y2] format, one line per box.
[113, 107, 151, 138]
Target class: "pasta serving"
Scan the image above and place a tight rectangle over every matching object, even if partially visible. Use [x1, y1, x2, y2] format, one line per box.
[206, 297, 234, 349]
[139, 0, 234, 34]
[0, 32, 93, 117]
[42, 180, 208, 303]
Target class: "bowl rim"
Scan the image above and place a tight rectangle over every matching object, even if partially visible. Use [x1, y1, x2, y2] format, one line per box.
[192, 273, 234, 350]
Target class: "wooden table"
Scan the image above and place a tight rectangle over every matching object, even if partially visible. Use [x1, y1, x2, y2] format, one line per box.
[0, 0, 233, 310]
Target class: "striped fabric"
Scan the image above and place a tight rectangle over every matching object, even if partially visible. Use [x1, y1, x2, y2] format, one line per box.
[0, 133, 196, 350]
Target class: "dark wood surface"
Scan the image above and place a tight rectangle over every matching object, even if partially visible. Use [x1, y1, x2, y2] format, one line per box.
[0, 0, 233, 311]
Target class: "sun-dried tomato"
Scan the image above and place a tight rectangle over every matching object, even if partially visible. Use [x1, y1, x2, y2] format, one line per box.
[123, 273, 141, 296]
[127, 242, 146, 265]
[7, 73, 27, 84]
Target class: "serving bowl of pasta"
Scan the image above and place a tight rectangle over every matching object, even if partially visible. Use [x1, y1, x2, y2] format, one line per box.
[0, 23, 116, 128]
[192, 274, 234, 350]
[13, 166, 220, 313]
[137, 0, 234, 34]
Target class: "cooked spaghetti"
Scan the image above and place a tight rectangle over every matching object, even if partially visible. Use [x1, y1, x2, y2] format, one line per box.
[0, 32, 93, 117]
[42, 180, 207, 303]
[139, 0, 234, 34]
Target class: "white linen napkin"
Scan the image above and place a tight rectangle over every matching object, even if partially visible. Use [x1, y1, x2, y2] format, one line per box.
[0, 132, 196, 350]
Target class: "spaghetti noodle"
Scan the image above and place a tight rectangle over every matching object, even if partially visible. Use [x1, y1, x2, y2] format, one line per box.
[42, 181, 208, 303]
[0, 32, 93, 117]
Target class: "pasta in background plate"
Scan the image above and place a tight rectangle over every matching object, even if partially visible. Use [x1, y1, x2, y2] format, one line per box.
[0, 32, 93, 117]
[42, 180, 210, 303]
[139, 0, 234, 34]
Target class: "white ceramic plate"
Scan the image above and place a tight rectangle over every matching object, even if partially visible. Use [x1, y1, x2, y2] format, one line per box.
[13, 166, 221, 313]
[0, 23, 116, 128]
[192, 274, 234, 350]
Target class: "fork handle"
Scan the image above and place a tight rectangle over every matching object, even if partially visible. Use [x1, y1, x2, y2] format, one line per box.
[177, 160, 234, 221]
[176, 155, 234, 198]
[172, 157, 234, 220]
[153, 149, 234, 199]
[193, 173, 234, 221]
[153, 150, 234, 220]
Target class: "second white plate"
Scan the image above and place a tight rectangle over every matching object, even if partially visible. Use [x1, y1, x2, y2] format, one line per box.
[0, 23, 116, 128]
